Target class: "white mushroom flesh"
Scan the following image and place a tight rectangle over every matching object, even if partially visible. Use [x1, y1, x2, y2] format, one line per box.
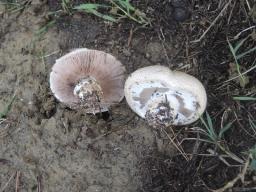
[129, 81, 199, 125]
[124, 65, 207, 126]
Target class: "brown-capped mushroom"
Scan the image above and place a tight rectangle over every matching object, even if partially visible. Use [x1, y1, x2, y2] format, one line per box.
[50, 48, 126, 113]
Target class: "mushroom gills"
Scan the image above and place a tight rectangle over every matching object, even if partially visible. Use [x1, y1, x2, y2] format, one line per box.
[73, 76, 107, 112]
[130, 81, 199, 126]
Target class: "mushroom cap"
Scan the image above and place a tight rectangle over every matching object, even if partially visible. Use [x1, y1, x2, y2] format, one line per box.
[124, 65, 207, 126]
[50, 48, 126, 113]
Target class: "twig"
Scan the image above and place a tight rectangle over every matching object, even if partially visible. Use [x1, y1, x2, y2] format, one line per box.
[234, 25, 256, 39]
[162, 128, 189, 161]
[245, 0, 251, 10]
[127, 27, 133, 47]
[207, 148, 239, 167]
[37, 175, 42, 192]
[15, 171, 20, 192]
[157, 28, 170, 67]
[223, 59, 256, 83]
[191, 0, 232, 43]
[41, 50, 60, 58]
[212, 155, 251, 192]
[227, 1, 236, 24]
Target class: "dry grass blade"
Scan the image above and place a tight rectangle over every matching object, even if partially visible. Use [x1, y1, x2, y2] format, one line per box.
[212, 155, 251, 192]
[15, 171, 20, 192]
[162, 128, 189, 161]
[191, 0, 232, 43]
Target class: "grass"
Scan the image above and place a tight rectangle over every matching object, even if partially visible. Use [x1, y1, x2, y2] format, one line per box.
[199, 112, 244, 164]
[199, 112, 233, 144]
[227, 37, 256, 87]
[74, 3, 117, 22]
[109, 0, 150, 25]
[61, 0, 72, 14]
[35, 20, 56, 39]
[71, 0, 150, 25]
[233, 96, 256, 101]
[0, 0, 30, 13]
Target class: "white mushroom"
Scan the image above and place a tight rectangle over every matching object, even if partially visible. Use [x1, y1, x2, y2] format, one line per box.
[124, 65, 207, 126]
[50, 48, 126, 113]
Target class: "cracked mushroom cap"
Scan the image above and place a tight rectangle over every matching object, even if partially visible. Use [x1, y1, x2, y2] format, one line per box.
[50, 48, 126, 113]
[124, 65, 207, 126]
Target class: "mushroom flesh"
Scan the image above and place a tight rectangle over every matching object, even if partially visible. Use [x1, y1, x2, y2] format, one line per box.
[124, 65, 207, 126]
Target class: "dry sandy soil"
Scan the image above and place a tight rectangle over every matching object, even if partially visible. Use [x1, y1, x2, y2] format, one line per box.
[0, 0, 256, 192]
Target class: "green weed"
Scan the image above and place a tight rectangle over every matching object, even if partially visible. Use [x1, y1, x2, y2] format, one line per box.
[199, 112, 244, 164]
[199, 112, 233, 144]
[227, 37, 256, 86]
[35, 20, 56, 38]
[61, 0, 72, 14]
[0, 0, 29, 13]
[110, 0, 150, 25]
[74, 0, 150, 25]
[74, 4, 117, 22]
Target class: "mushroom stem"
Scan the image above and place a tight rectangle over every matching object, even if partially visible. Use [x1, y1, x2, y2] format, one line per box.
[145, 96, 174, 127]
[73, 77, 106, 111]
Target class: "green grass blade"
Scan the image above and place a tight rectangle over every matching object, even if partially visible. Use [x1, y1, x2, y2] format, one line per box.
[228, 39, 245, 84]
[35, 20, 56, 37]
[233, 96, 256, 101]
[74, 3, 110, 10]
[91, 10, 117, 22]
[205, 112, 218, 140]
[116, 0, 135, 12]
[200, 113, 217, 142]
[234, 38, 247, 53]
[74, 3, 117, 22]
[218, 122, 233, 139]
[206, 112, 213, 131]
[237, 46, 256, 60]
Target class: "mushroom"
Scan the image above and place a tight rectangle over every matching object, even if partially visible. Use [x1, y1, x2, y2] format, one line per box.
[50, 48, 126, 113]
[124, 65, 207, 127]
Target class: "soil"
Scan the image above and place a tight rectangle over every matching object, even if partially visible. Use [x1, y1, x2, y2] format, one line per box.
[1, 0, 256, 192]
